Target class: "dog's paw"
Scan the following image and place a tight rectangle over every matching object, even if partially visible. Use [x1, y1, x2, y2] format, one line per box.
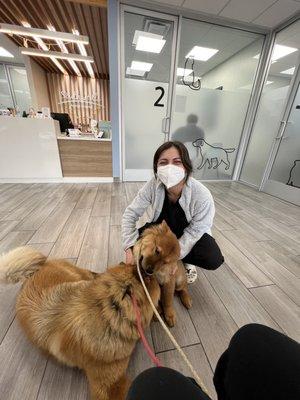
[180, 292, 193, 309]
[165, 308, 176, 327]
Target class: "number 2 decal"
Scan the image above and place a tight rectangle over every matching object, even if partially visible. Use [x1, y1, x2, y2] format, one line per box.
[154, 86, 165, 107]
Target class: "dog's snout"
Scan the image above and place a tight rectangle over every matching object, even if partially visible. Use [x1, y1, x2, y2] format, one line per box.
[146, 266, 154, 275]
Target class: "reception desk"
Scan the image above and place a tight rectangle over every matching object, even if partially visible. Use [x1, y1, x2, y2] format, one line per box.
[0, 117, 62, 180]
[0, 117, 113, 181]
[57, 134, 112, 177]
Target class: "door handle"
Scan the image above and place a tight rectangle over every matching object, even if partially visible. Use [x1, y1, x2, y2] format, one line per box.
[161, 117, 170, 133]
[275, 120, 286, 139]
[275, 120, 292, 139]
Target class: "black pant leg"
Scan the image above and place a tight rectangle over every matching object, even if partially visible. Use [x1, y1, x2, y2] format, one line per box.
[182, 233, 224, 270]
[214, 323, 300, 400]
[126, 367, 211, 400]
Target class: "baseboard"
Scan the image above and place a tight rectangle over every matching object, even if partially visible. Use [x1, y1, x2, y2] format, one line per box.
[0, 177, 114, 183]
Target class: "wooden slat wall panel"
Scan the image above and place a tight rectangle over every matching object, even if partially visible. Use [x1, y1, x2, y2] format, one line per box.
[47, 72, 110, 124]
[0, 0, 109, 79]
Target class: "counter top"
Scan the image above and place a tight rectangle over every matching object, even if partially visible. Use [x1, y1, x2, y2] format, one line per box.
[57, 133, 111, 142]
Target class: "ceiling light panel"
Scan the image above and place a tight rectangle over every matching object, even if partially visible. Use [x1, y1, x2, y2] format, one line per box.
[131, 61, 153, 72]
[272, 44, 297, 61]
[186, 46, 219, 61]
[280, 67, 295, 75]
[133, 30, 166, 54]
[126, 67, 146, 76]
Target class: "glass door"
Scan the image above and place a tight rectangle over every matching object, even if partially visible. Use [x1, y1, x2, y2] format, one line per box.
[262, 74, 300, 206]
[170, 18, 264, 180]
[241, 19, 300, 188]
[121, 6, 178, 181]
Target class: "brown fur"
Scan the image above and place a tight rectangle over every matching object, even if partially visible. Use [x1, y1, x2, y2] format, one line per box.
[0, 247, 160, 400]
[133, 220, 192, 327]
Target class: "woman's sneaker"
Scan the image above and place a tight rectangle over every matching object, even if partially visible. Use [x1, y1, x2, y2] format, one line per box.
[184, 264, 198, 284]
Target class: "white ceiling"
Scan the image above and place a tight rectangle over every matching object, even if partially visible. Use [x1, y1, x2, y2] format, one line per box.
[149, 0, 300, 28]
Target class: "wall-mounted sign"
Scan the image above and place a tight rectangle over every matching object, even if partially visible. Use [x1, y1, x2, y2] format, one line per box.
[58, 91, 102, 109]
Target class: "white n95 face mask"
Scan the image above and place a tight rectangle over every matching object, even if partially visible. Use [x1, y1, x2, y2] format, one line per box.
[157, 164, 185, 188]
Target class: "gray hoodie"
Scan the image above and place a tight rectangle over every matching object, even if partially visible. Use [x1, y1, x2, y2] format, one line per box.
[121, 176, 215, 259]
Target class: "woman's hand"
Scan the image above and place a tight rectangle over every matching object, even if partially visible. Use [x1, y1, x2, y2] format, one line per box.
[125, 248, 134, 265]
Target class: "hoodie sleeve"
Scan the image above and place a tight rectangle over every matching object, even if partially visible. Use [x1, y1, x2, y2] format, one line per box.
[121, 179, 154, 251]
[178, 194, 215, 259]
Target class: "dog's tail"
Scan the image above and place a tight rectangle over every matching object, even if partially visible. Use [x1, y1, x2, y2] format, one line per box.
[0, 246, 47, 284]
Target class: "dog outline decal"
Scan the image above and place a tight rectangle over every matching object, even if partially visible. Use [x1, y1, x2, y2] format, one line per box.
[193, 138, 236, 171]
[287, 160, 300, 188]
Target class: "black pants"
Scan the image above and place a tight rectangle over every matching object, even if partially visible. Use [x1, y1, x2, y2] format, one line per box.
[126, 324, 300, 400]
[139, 224, 224, 270]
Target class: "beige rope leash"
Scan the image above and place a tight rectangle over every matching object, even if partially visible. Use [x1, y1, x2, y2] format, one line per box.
[136, 259, 211, 398]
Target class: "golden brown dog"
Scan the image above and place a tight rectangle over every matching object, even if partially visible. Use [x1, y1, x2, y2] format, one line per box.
[0, 247, 160, 400]
[133, 220, 192, 327]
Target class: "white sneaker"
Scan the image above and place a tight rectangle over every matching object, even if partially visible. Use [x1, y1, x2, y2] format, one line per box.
[184, 263, 198, 284]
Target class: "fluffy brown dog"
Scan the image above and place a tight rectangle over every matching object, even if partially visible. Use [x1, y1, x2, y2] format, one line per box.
[0, 247, 160, 400]
[133, 221, 192, 327]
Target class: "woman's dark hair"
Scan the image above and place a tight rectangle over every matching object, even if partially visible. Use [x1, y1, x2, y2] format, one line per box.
[153, 141, 193, 179]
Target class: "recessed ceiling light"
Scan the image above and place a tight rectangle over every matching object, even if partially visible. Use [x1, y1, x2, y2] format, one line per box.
[0, 46, 14, 58]
[177, 68, 193, 77]
[131, 61, 153, 72]
[133, 31, 166, 54]
[272, 44, 297, 61]
[254, 44, 297, 62]
[280, 67, 295, 75]
[126, 67, 146, 77]
[185, 46, 218, 61]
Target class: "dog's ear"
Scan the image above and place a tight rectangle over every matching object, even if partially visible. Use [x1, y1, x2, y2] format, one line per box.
[161, 220, 169, 231]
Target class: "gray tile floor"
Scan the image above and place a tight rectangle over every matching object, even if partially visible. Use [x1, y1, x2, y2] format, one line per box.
[0, 181, 299, 399]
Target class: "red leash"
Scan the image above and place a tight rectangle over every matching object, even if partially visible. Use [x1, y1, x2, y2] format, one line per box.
[131, 292, 163, 367]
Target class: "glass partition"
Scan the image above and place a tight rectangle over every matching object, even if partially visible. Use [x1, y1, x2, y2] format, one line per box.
[8, 66, 32, 113]
[241, 20, 300, 187]
[0, 64, 13, 109]
[171, 18, 264, 180]
[0, 63, 31, 113]
[122, 9, 177, 181]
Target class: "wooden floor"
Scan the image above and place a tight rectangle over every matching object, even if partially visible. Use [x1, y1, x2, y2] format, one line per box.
[0, 181, 299, 400]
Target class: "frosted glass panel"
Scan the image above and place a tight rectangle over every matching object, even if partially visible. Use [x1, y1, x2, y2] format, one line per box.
[270, 82, 300, 188]
[123, 11, 175, 180]
[241, 20, 300, 187]
[8, 66, 32, 112]
[0, 64, 13, 108]
[171, 18, 264, 180]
